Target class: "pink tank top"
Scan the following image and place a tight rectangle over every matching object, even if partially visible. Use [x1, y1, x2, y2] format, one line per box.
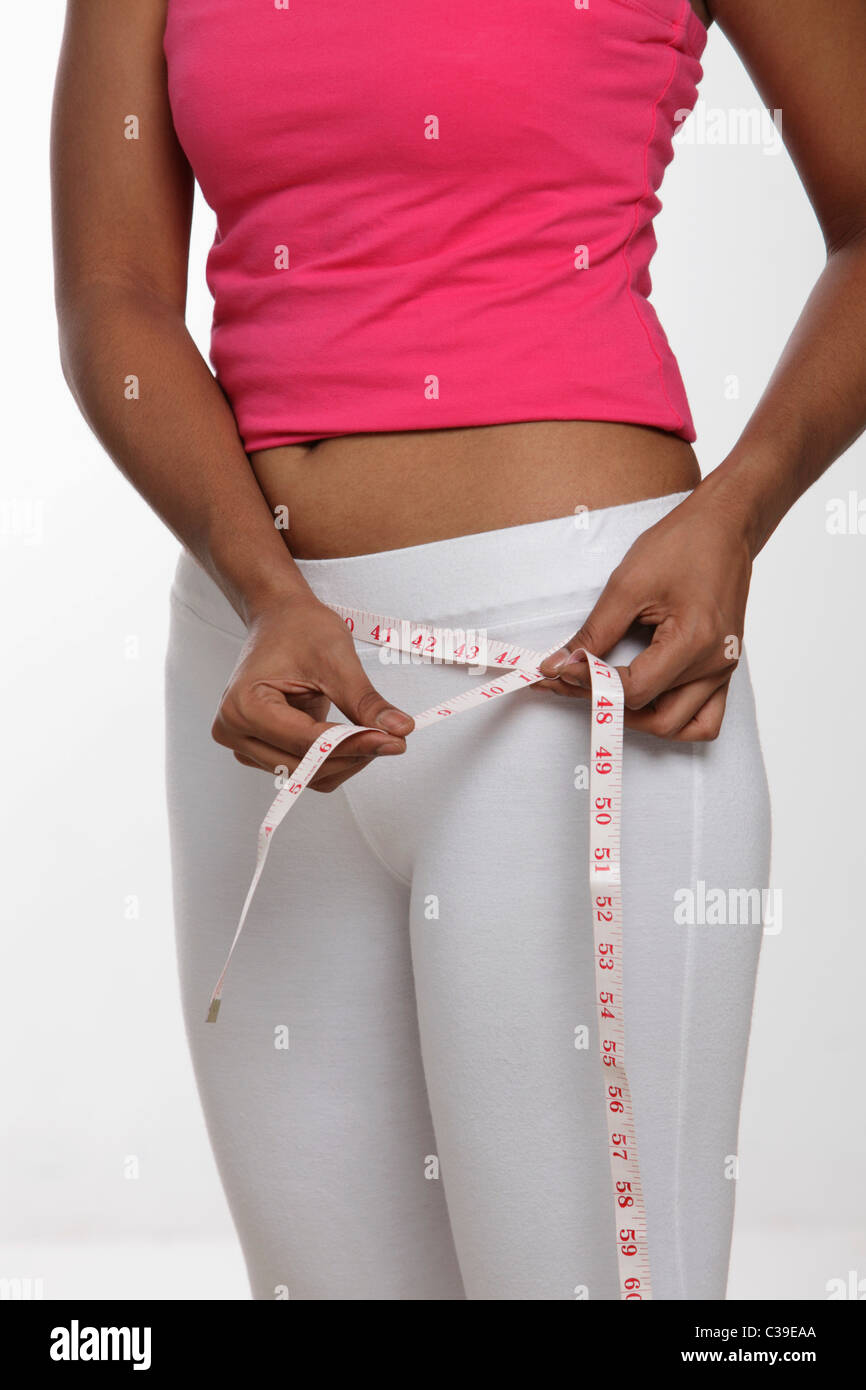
[163, 1, 707, 451]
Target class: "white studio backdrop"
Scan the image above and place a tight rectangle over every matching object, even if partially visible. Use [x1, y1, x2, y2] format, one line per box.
[2, 6, 864, 1300]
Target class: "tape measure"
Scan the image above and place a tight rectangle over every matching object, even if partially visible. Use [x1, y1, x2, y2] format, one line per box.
[206, 604, 652, 1300]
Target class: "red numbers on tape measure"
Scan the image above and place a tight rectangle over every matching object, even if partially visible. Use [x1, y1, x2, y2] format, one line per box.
[619, 1229, 638, 1257]
[594, 848, 613, 876]
[596, 695, 614, 724]
[595, 796, 612, 826]
[594, 746, 613, 775]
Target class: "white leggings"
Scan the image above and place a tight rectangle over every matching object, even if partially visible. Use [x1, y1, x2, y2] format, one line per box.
[164, 492, 771, 1301]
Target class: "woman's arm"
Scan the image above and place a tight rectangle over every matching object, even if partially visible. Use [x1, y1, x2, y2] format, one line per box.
[697, 0, 866, 554]
[52, 0, 413, 783]
[51, 0, 304, 622]
[539, 0, 866, 739]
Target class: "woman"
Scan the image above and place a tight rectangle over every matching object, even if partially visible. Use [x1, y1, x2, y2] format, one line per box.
[51, 0, 866, 1301]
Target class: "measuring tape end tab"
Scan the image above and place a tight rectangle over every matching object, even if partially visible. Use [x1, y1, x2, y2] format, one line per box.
[206, 999, 221, 1024]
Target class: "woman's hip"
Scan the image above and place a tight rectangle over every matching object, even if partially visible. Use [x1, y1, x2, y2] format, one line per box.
[169, 490, 694, 642]
[165, 485, 770, 901]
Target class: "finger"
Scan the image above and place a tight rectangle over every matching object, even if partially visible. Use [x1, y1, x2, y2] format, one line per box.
[215, 685, 327, 759]
[336, 667, 415, 740]
[216, 685, 404, 761]
[538, 573, 637, 677]
[528, 670, 732, 742]
[667, 681, 730, 742]
[233, 751, 268, 770]
[309, 763, 376, 794]
[528, 676, 592, 699]
[618, 612, 724, 710]
[231, 733, 404, 781]
[621, 673, 731, 740]
[233, 745, 381, 793]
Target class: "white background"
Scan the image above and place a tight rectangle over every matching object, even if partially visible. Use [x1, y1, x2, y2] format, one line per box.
[2, 6, 864, 1300]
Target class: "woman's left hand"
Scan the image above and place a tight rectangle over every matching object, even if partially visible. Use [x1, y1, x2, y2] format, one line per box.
[535, 492, 754, 741]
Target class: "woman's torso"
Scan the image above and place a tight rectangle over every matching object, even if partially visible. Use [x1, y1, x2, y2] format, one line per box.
[164, 0, 709, 557]
[250, 424, 701, 559]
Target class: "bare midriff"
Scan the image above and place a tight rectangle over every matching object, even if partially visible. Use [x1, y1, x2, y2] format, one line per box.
[249, 420, 701, 560]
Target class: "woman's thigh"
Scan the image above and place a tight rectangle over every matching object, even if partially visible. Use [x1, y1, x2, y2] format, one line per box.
[164, 585, 465, 1300]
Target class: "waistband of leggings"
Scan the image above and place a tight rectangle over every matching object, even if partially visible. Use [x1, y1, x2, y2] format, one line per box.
[171, 491, 692, 636]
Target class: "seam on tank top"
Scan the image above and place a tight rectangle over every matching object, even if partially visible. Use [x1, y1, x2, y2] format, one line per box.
[170, 588, 246, 643]
[340, 782, 413, 889]
[674, 740, 702, 1299]
[619, 19, 687, 437]
[615, 0, 700, 49]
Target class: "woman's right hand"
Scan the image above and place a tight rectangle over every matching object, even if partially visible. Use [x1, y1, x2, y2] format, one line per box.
[211, 593, 414, 792]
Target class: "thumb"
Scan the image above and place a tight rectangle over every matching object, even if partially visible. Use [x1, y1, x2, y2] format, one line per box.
[336, 668, 415, 737]
[539, 577, 636, 677]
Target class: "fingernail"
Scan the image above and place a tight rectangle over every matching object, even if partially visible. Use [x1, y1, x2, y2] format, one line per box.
[543, 649, 571, 673]
[376, 709, 409, 733]
[562, 653, 588, 684]
[374, 740, 404, 756]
